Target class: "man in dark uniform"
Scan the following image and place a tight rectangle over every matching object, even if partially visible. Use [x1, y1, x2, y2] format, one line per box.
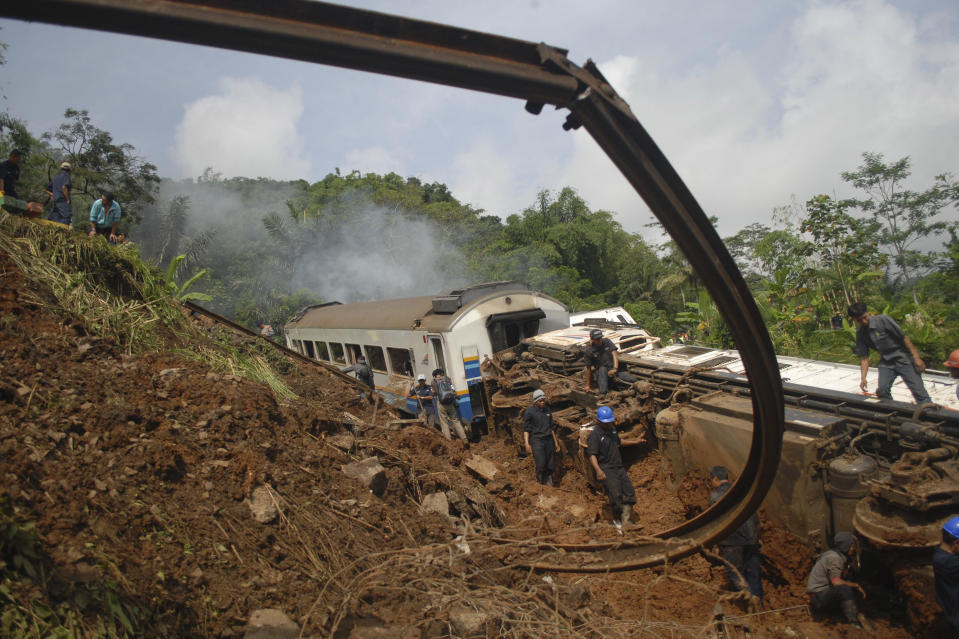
[49, 162, 73, 226]
[934, 516, 959, 632]
[343, 355, 375, 404]
[0, 149, 23, 198]
[587, 405, 644, 526]
[806, 531, 867, 628]
[583, 328, 635, 395]
[523, 389, 559, 485]
[431, 368, 468, 442]
[408, 374, 435, 426]
[848, 301, 931, 403]
[945, 350, 959, 402]
[709, 466, 763, 605]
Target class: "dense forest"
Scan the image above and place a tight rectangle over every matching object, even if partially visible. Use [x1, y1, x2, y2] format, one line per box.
[2, 109, 958, 366]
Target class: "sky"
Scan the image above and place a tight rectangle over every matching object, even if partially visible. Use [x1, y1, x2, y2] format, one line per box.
[1, 0, 958, 239]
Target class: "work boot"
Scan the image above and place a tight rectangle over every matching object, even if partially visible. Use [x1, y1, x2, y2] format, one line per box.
[545, 476, 553, 487]
[840, 600, 862, 628]
[621, 505, 633, 526]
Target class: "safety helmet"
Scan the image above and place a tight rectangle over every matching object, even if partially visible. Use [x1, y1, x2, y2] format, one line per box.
[944, 349, 959, 369]
[532, 389, 546, 402]
[596, 405, 615, 423]
[416, 374, 426, 381]
[944, 516, 959, 538]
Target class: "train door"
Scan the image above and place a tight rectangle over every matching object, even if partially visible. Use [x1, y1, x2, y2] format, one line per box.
[460, 345, 483, 422]
[428, 335, 446, 373]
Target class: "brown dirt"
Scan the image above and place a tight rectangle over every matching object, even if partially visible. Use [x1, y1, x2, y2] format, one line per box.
[0, 246, 929, 638]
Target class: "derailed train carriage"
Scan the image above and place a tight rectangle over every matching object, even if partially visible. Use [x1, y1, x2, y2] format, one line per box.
[284, 281, 569, 424]
[482, 321, 959, 624]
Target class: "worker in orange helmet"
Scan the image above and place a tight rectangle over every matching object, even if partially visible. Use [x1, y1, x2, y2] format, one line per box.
[945, 350, 959, 401]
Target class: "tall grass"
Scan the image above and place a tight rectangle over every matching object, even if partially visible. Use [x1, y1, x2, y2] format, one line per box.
[0, 215, 298, 400]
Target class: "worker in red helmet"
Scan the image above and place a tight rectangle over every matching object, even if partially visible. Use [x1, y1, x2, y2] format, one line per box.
[945, 349, 959, 401]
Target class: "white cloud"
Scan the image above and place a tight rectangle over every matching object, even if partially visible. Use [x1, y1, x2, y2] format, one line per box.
[552, 0, 959, 237]
[173, 76, 310, 180]
[448, 141, 519, 217]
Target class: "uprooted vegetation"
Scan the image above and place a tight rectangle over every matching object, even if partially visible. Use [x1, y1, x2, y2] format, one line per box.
[0, 215, 924, 638]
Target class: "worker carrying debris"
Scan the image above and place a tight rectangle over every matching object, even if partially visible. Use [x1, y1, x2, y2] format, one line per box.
[408, 374, 435, 426]
[587, 406, 643, 527]
[583, 328, 635, 395]
[805, 531, 868, 628]
[935, 516, 959, 632]
[523, 389, 559, 486]
[709, 466, 763, 607]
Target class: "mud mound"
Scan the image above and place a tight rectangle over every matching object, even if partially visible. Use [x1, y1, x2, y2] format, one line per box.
[0, 225, 921, 638]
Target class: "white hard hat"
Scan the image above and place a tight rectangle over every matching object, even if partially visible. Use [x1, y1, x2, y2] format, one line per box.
[532, 389, 546, 401]
[417, 374, 426, 381]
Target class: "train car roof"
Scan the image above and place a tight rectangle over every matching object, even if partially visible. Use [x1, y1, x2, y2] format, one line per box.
[285, 282, 566, 333]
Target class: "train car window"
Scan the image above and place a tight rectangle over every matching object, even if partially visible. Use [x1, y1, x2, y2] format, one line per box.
[387, 347, 414, 378]
[303, 340, 316, 359]
[346, 343, 362, 364]
[330, 342, 346, 364]
[365, 346, 388, 373]
[292, 339, 304, 354]
[315, 341, 329, 361]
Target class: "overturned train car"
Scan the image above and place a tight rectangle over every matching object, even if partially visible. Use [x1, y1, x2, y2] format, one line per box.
[482, 324, 959, 618]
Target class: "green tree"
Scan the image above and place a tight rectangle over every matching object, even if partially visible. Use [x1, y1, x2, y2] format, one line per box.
[841, 152, 959, 302]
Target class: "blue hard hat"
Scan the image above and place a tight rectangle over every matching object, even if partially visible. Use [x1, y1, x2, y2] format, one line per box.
[944, 516, 959, 537]
[597, 406, 615, 423]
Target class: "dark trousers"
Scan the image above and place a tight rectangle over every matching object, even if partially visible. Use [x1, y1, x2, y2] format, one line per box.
[49, 200, 72, 226]
[877, 361, 931, 403]
[810, 585, 858, 619]
[530, 436, 555, 485]
[595, 365, 637, 395]
[721, 544, 763, 601]
[600, 465, 636, 514]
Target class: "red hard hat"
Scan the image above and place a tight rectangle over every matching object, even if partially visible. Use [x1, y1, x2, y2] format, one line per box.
[946, 349, 959, 368]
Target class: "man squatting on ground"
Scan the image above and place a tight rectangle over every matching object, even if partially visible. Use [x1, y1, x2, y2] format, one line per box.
[935, 516, 959, 632]
[848, 301, 931, 404]
[709, 466, 762, 605]
[523, 389, 559, 486]
[88, 191, 122, 243]
[806, 531, 866, 628]
[587, 405, 643, 526]
[431, 368, 468, 442]
[583, 328, 636, 395]
[408, 374, 435, 427]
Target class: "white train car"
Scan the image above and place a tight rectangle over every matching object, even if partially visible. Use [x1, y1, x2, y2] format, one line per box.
[284, 282, 569, 421]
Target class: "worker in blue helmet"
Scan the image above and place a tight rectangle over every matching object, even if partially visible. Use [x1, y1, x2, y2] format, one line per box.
[586, 405, 644, 526]
[935, 516, 959, 631]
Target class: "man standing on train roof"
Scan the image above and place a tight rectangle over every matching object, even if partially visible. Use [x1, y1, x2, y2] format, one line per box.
[343, 355, 375, 404]
[408, 374, 435, 426]
[587, 405, 644, 527]
[848, 302, 931, 404]
[0, 149, 23, 198]
[49, 162, 73, 226]
[523, 389, 559, 486]
[709, 466, 763, 607]
[945, 350, 959, 401]
[431, 368, 468, 442]
[584, 328, 636, 395]
[806, 531, 867, 628]
[935, 516, 959, 632]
